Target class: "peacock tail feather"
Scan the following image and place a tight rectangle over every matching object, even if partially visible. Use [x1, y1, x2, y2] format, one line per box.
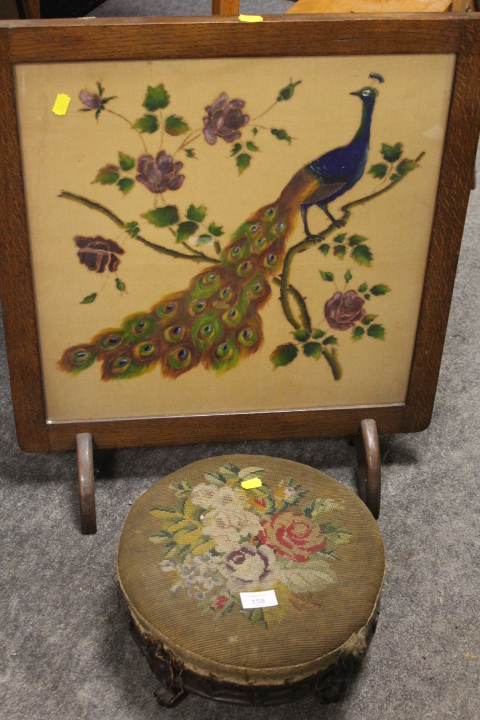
[59, 177, 312, 380]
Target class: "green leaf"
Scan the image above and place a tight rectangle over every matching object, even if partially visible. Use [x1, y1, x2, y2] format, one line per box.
[358, 282, 368, 293]
[117, 177, 134, 194]
[97, 82, 103, 97]
[362, 314, 378, 325]
[319, 244, 330, 255]
[197, 234, 212, 246]
[370, 284, 391, 296]
[270, 343, 298, 368]
[333, 246, 346, 259]
[312, 329, 325, 339]
[252, 127, 258, 135]
[344, 269, 352, 283]
[230, 143, 242, 157]
[132, 114, 159, 134]
[277, 80, 301, 102]
[271, 128, 292, 143]
[118, 152, 135, 171]
[368, 163, 388, 179]
[293, 329, 310, 342]
[381, 142, 403, 163]
[236, 153, 251, 174]
[101, 96, 116, 106]
[115, 278, 126, 292]
[185, 148, 196, 158]
[333, 233, 346, 244]
[397, 158, 419, 176]
[176, 221, 198, 243]
[323, 336, 338, 346]
[143, 84, 170, 111]
[124, 221, 139, 238]
[320, 271, 334, 282]
[208, 222, 224, 237]
[214, 240, 221, 254]
[80, 293, 97, 304]
[277, 556, 335, 594]
[246, 141, 260, 152]
[348, 234, 367, 246]
[186, 204, 207, 222]
[165, 114, 190, 136]
[364, 293, 371, 300]
[141, 205, 179, 227]
[352, 326, 365, 341]
[390, 173, 400, 181]
[303, 341, 323, 359]
[367, 324, 385, 340]
[351, 245, 373, 266]
[93, 165, 119, 185]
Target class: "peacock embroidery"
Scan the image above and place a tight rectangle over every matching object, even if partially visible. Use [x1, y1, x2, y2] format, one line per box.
[59, 74, 424, 382]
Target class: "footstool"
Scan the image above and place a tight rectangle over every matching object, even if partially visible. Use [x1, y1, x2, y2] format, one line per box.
[117, 455, 385, 707]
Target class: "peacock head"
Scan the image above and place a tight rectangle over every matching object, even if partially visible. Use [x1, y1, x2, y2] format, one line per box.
[350, 87, 378, 106]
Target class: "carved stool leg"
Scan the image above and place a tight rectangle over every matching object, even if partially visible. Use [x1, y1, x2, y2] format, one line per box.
[354, 419, 381, 519]
[76, 433, 97, 535]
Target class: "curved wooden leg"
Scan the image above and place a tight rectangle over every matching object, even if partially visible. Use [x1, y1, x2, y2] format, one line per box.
[76, 433, 97, 535]
[354, 419, 381, 519]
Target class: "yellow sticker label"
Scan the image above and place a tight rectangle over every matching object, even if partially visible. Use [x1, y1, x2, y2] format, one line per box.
[238, 14, 263, 22]
[241, 477, 263, 489]
[52, 94, 71, 116]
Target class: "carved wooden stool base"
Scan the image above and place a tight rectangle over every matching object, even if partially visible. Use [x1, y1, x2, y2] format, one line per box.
[130, 613, 379, 707]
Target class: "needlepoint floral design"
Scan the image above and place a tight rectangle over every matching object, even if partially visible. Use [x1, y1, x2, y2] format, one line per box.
[149, 463, 351, 629]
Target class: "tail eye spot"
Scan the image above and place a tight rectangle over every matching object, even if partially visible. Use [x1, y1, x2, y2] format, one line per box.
[107, 336, 121, 346]
[220, 288, 231, 299]
[116, 358, 129, 368]
[250, 225, 259, 233]
[74, 351, 88, 361]
[178, 349, 188, 360]
[172, 326, 182, 335]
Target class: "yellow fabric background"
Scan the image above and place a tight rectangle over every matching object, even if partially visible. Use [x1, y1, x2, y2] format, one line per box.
[15, 54, 455, 422]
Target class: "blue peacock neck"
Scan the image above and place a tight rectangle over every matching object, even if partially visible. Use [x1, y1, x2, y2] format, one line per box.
[352, 101, 375, 145]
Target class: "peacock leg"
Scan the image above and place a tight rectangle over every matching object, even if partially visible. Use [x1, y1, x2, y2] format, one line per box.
[319, 203, 346, 229]
[300, 205, 313, 237]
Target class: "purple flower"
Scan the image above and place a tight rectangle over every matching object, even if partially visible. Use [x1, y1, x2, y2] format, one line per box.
[222, 545, 276, 590]
[202, 93, 249, 145]
[79, 90, 101, 110]
[136, 151, 185, 194]
[324, 291, 366, 331]
[74, 236, 124, 273]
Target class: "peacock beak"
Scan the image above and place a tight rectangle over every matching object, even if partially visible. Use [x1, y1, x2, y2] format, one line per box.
[350, 91, 361, 96]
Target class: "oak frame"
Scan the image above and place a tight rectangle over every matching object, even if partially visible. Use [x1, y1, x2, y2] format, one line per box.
[0, 14, 479, 452]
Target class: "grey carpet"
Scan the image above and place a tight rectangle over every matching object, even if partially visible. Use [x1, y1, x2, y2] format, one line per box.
[1, 5, 480, 718]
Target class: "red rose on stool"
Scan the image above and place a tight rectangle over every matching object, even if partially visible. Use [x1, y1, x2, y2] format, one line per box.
[258, 512, 327, 563]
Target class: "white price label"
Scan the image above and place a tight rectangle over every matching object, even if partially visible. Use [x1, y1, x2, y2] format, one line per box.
[240, 590, 278, 609]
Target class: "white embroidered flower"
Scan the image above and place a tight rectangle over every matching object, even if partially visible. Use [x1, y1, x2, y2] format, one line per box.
[215, 486, 242, 508]
[284, 487, 297, 501]
[190, 482, 219, 509]
[202, 505, 262, 553]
